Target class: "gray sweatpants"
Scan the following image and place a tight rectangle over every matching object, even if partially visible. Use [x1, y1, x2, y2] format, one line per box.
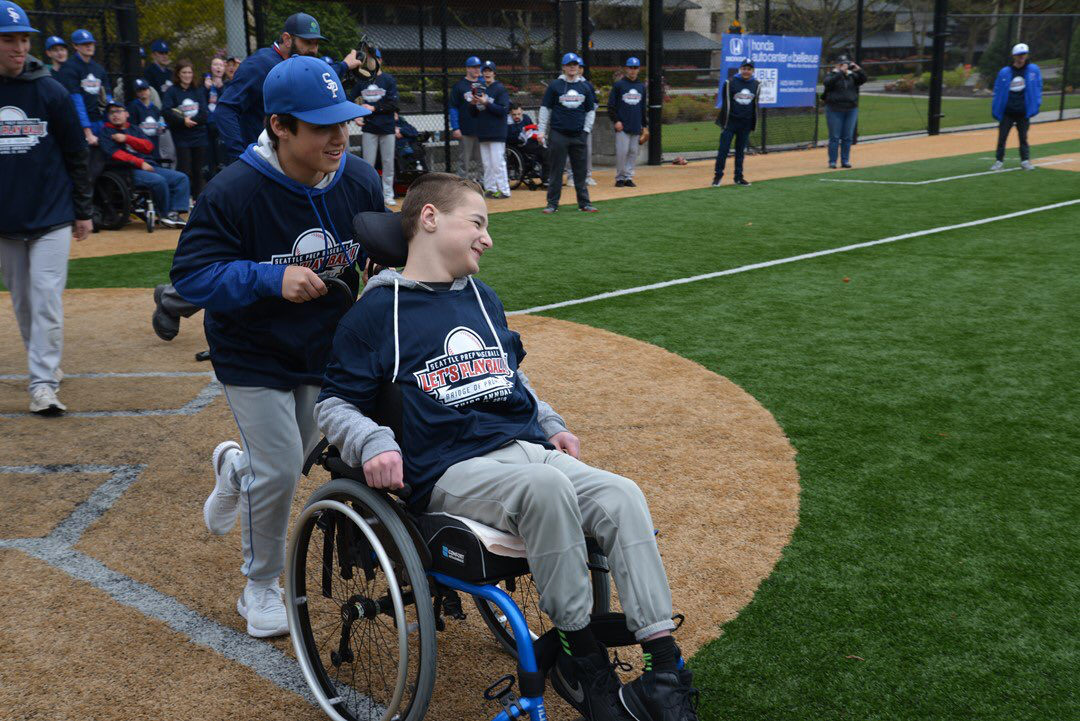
[159, 283, 200, 318]
[457, 134, 481, 181]
[427, 440, 675, 641]
[615, 131, 640, 181]
[361, 131, 396, 200]
[0, 226, 71, 391]
[222, 384, 322, 583]
[566, 130, 594, 185]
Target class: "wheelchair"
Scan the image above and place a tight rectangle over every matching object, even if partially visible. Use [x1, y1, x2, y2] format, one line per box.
[286, 211, 678, 721]
[506, 144, 545, 191]
[89, 149, 157, 233]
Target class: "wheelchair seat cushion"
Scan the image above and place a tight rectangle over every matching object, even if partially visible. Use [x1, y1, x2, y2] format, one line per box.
[416, 512, 529, 583]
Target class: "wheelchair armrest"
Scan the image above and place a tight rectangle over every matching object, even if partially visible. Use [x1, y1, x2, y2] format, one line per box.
[325, 454, 413, 500]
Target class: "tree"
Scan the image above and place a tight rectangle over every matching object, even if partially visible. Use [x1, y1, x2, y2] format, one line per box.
[263, 0, 362, 63]
[978, 13, 1013, 84]
[1068, 20, 1080, 87]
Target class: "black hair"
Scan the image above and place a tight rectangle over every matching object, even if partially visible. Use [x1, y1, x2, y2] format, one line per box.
[509, 101, 521, 111]
[265, 114, 299, 149]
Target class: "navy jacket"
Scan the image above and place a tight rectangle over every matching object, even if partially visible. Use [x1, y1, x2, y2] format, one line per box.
[215, 45, 287, 158]
[353, 72, 398, 135]
[506, 112, 536, 144]
[607, 78, 648, 134]
[170, 146, 385, 389]
[466, 80, 509, 141]
[99, 121, 156, 167]
[126, 98, 165, 158]
[716, 74, 760, 130]
[0, 56, 92, 238]
[541, 76, 597, 134]
[144, 63, 172, 95]
[319, 278, 552, 508]
[57, 53, 109, 126]
[449, 77, 479, 136]
[163, 84, 209, 147]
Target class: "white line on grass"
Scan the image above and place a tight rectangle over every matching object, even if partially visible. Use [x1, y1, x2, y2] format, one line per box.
[507, 199, 1080, 316]
[819, 158, 1074, 185]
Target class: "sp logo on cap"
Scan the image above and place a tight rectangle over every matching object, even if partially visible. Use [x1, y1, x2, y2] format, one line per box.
[322, 72, 339, 98]
[8, 7, 20, 23]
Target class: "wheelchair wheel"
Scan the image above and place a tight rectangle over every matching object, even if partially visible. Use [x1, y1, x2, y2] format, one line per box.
[92, 170, 132, 231]
[286, 479, 437, 721]
[474, 550, 612, 660]
[505, 147, 525, 190]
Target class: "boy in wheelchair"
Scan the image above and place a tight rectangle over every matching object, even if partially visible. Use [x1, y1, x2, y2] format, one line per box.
[507, 102, 549, 184]
[99, 101, 189, 228]
[316, 172, 698, 721]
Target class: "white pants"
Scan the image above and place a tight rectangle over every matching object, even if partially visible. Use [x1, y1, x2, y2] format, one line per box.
[479, 140, 510, 195]
[222, 384, 322, 583]
[0, 226, 71, 391]
[615, 131, 640, 181]
[567, 131, 593, 183]
[457, 134, 482, 181]
[361, 132, 396, 200]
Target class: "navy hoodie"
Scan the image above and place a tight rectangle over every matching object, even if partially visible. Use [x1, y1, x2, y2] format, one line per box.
[716, 74, 760, 130]
[163, 84, 208, 147]
[215, 45, 301, 158]
[57, 52, 110, 127]
[540, 75, 597, 134]
[0, 56, 92, 238]
[169, 139, 385, 389]
[144, 63, 172, 95]
[319, 275, 552, 508]
[126, 98, 165, 158]
[466, 80, 509, 141]
[607, 77, 648, 134]
[353, 72, 398, 135]
[449, 77, 479, 136]
[506, 112, 535, 144]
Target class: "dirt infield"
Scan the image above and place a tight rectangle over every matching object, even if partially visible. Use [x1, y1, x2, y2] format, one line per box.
[0, 289, 798, 720]
[68, 119, 1080, 261]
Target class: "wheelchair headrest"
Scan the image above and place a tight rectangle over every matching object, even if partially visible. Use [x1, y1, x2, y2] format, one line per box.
[353, 211, 408, 267]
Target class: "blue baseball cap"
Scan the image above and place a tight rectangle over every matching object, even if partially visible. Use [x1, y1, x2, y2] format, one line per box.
[465, 55, 481, 67]
[561, 52, 583, 66]
[481, 60, 496, 71]
[139, 47, 145, 57]
[44, 35, 65, 49]
[625, 56, 641, 67]
[150, 39, 168, 53]
[134, 78, 150, 90]
[71, 28, 94, 45]
[321, 55, 333, 64]
[263, 56, 368, 125]
[283, 12, 327, 41]
[0, 1, 38, 34]
[374, 48, 382, 59]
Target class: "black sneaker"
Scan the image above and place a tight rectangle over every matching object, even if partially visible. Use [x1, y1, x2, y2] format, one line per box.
[841, 163, 852, 169]
[619, 667, 699, 721]
[734, 177, 751, 186]
[550, 647, 632, 721]
[152, 285, 180, 341]
[624, 179, 637, 187]
[615, 179, 626, 187]
[710, 176, 722, 187]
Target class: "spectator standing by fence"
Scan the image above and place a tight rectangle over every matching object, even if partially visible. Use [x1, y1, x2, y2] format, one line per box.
[163, 59, 208, 202]
[0, 1, 93, 415]
[608, 56, 648, 188]
[539, 53, 598, 214]
[822, 55, 866, 169]
[469, 60, 511, 199]
[450, 56, 483, 181]
[144, 39, 171, 95]
[57, 28, 108, 147]
[354, 49, 400, 206]
[991, 43, 1041, 172]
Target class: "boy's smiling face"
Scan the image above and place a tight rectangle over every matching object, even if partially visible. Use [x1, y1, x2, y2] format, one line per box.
[432, 191, 491, 278]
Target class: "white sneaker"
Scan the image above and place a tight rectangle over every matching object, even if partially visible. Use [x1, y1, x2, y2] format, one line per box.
[54, 368, 63, 384]
[990, 161, 1004, 171]
[29, 385, 66, 415]
[204, 441, 242, 535]
[384, 196, 397, 207]
[237, 582, 289, 637]
[1020, 160, 1035, 171]
[585, 177, 597, 186]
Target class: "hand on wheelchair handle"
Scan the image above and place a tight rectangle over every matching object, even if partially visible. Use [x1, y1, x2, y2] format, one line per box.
[549, 431, 580, 458]
[363, 450, 404, 490]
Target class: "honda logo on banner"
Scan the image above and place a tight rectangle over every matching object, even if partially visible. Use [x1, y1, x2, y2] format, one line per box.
[729, 36, 744, 56]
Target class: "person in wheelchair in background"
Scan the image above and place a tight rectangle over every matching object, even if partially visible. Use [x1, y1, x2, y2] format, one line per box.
[506, 101, 548, 187]
[99, 101, 189, 228]
[316, 172, 699, 721]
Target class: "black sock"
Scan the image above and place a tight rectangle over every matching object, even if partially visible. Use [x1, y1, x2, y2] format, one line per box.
[558, 627, 600, 657]
[641, 636, 680, 673]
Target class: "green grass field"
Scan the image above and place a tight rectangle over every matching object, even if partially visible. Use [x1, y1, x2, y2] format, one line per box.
[662, 93, 1080, 153]
[36, 138, 1080, 719]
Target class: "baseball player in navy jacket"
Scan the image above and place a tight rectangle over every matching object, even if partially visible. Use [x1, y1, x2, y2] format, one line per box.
[449, 56, 483, 180]
[468, 60, 511, 198]
[56, 27, 109, 148]
[0, 1, 92, 416]
[170, 57, 384, 638]
[353, 48, 400, 205]
[608, 56, 648, 187]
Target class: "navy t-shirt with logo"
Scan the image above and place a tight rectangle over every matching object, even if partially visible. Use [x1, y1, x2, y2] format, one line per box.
[126, 99, 166, 158]
[319, 278, 552, 507]
[541, 77, 597, 134]
[57, 54, 109, 123]
[609, 77, 647, 134]
[1005, 65, 1027, 117]
[162, 84, 208, 147]
[354, 72, 398, 135]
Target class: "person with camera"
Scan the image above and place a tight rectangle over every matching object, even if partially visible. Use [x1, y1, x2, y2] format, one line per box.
[354, 48, 400, 206]
[215, 12, 363, 160]
[990, 43, 1042, 172]
[712, 58, 760, 187]
[822, 55, 866, 169]
[450, 56, 483, 181]
[468, 60, 511, 199]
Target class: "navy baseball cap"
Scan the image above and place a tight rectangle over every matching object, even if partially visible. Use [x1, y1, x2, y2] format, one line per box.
[134, 78, 149, 90]
[0, 1, 38, 34]
[139, 47, 145, 57]
[71, 28, 94, 44]
[625, 56, 641, 67]
[561, 52, 583, 66]
[740, 57, 754, 68]
[465, 55, 481, 67]
[150, 39, 168, 53]
[105, 99, 124, 112]
[284, 13, 327, 41]
[481, 60, 496, 71]
[44, 35, 65, 49]
[263, 56, 368, 125]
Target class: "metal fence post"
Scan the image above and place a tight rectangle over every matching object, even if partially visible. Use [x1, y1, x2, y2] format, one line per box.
[1062, 16, 1075, 122]
[927, 0, 949, 135]
[761, 0, 770, 152]
[855, 0, 864, 64]
[115, 0, 140, 105]
[441, 0, 451, 173]
[646, 0, 663, 164]
[581, 0, 590, 76]
[419, 1, 427, 115]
